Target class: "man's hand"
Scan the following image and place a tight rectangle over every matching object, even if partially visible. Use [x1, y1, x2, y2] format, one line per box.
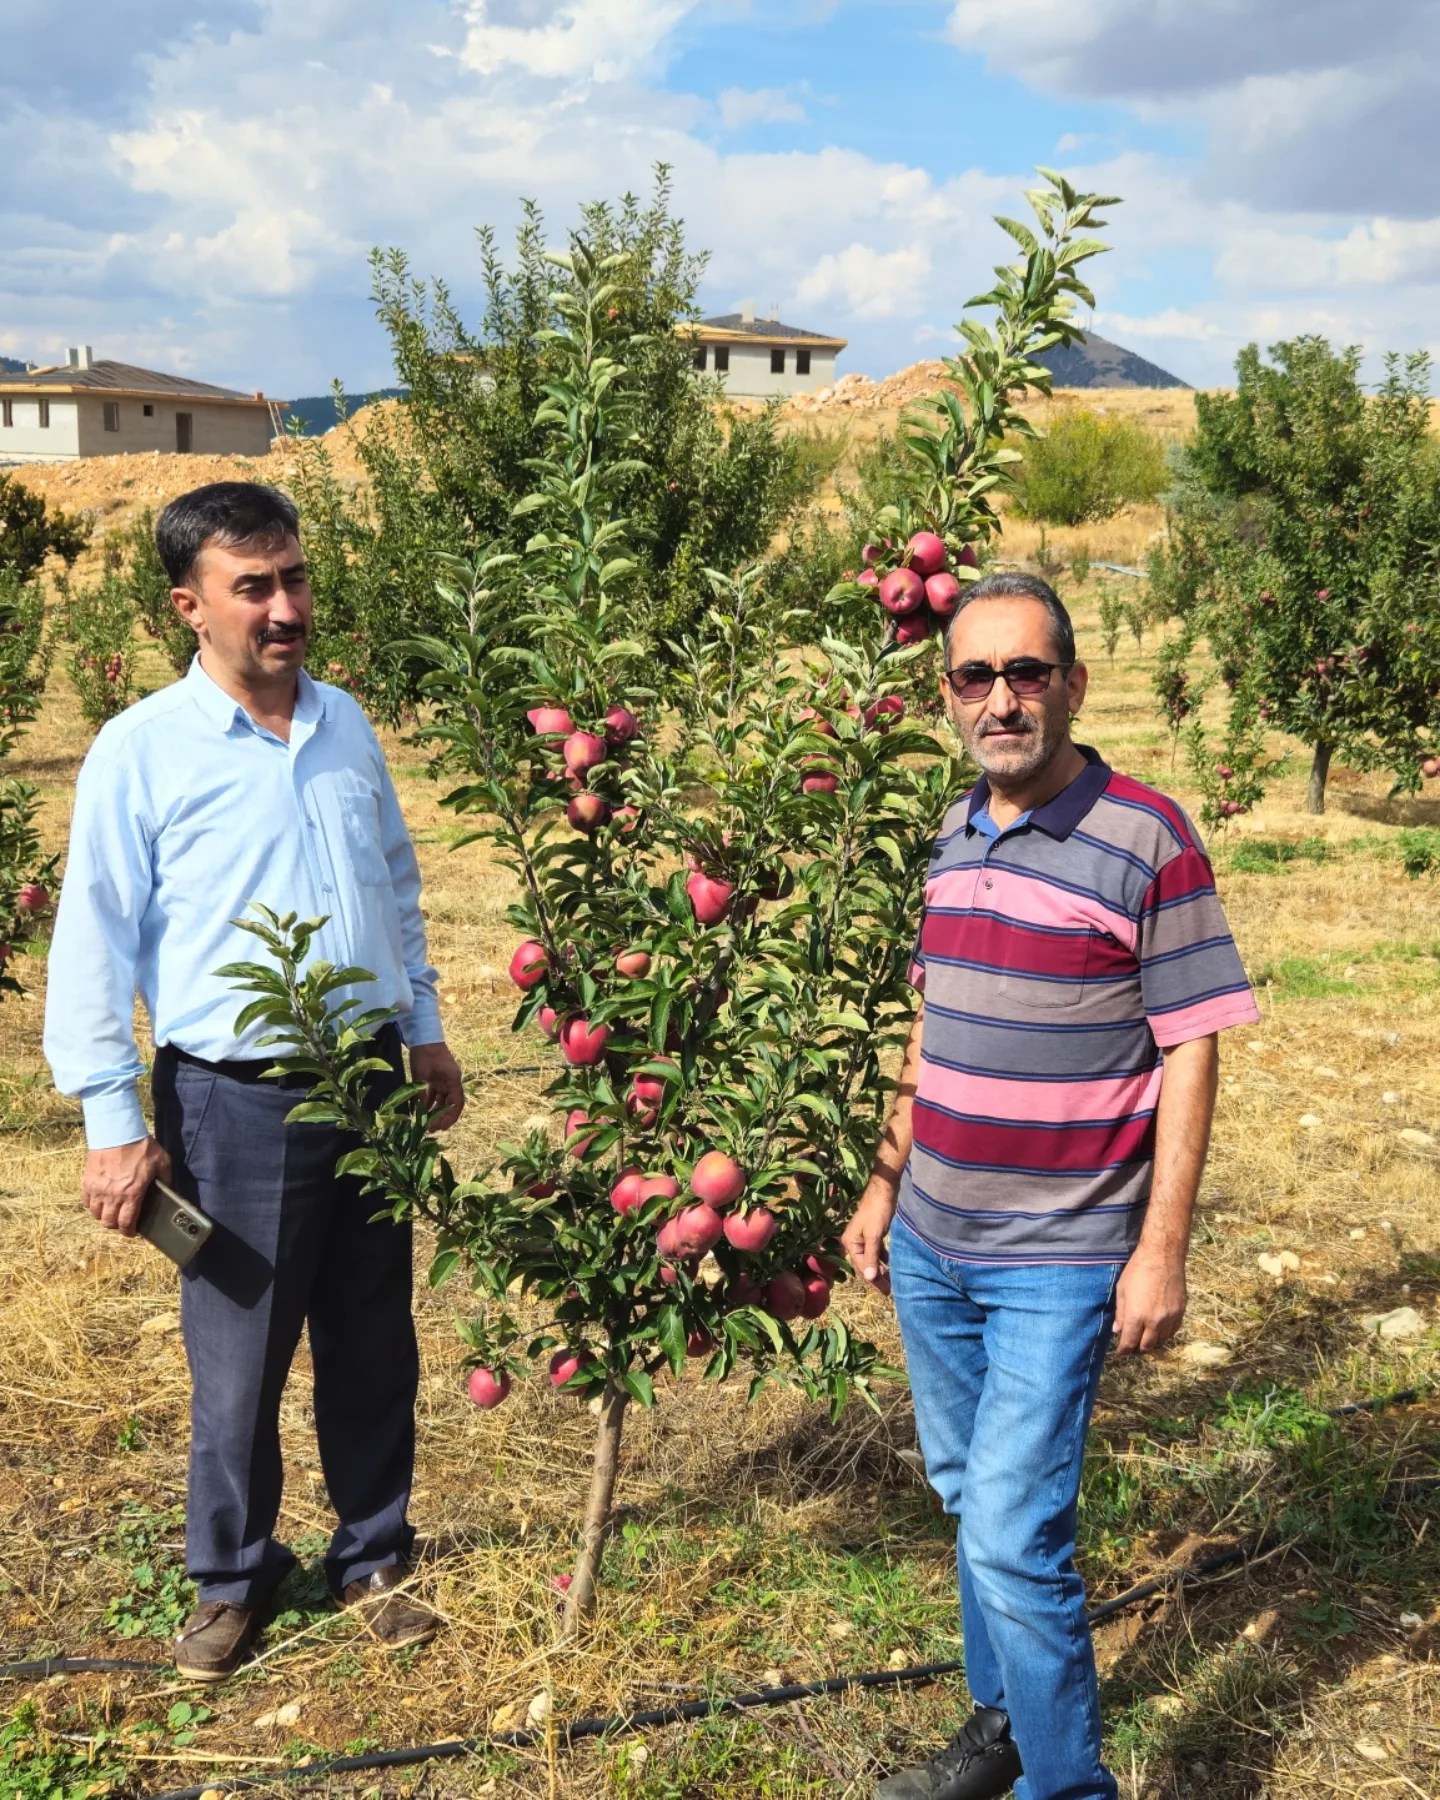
[1112, 1245, 1187, 1355]
[409, 1041, 465, 1130]
[841, 1181, 898, 1296]
[83, 1137, 172, 1237]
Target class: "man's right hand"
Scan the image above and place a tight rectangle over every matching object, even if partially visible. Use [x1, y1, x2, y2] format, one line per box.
[842, 1180, 899, 1294]
[83, 1137, 172, 1237]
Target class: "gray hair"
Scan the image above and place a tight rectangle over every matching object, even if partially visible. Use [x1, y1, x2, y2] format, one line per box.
[943, 570, 1076, 666]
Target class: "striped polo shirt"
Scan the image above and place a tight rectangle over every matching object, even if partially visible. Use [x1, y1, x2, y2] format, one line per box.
[898, 748, 1259, 1266]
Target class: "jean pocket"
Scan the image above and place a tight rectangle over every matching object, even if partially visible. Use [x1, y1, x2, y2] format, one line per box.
[174, 1067, 218, 1166]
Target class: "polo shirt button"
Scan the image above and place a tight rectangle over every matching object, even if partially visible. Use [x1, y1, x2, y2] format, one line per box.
[984, 878, 994, 890]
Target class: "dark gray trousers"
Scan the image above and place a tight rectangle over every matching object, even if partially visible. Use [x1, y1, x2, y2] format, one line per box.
[152, 1037, 418, 1606]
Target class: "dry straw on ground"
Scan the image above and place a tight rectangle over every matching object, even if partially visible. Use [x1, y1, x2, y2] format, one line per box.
[1, 401, 1436, 1798]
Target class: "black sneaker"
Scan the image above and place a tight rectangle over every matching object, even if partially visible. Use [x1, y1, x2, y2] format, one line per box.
[875, 1707, 1023, 1800]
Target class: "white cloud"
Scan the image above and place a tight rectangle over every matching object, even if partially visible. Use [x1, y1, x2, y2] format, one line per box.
[796, 243, 932, 320]
[455, 0, 701, 82]
[716, 86, 806, 130]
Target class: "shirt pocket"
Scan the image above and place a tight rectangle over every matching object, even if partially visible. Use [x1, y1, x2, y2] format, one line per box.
[995, 923, 1093, 1010]
[339, 789, 390, 886]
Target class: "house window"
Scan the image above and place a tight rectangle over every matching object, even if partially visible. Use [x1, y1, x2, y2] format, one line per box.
[714, 345, 730, 373]
[104, 402, 120, 431]
[143, 403, 155, 417]
[38, 400, 50, 428]
[770, 348, 785, 375]
[1, 400, 11, 429]
[693, 346, 707, 370]
[796, 349, 811, 377]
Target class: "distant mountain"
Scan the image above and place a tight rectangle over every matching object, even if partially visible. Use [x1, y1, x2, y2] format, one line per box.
[1035, 330, 1189, 390]
[284, 388, 407, 436]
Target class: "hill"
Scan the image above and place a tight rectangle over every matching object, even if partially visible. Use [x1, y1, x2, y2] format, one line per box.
[285, 388, 406, 436]
[1, 355, 29, 375]
[1035, 329, 1189, 390]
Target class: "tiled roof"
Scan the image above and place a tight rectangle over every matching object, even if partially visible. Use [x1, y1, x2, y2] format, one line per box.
[696, 314, 843, 343]
[0, 360, 264, 401]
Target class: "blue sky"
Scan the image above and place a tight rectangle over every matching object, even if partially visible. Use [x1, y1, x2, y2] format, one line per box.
[4, 0, 1437, 395]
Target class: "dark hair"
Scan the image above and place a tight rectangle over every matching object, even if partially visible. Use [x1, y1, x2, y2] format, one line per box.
[943, 570, 1076, 666]
[154, 482, 300, 587]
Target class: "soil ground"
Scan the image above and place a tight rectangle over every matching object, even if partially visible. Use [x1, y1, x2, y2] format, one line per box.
[0, 399, 1436, 1798]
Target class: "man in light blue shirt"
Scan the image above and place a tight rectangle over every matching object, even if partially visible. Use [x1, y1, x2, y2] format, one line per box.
[45, 481, 464, 1681]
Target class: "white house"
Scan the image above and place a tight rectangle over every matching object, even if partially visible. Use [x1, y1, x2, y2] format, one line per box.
[0, 348, 282, 465]
[680, 306, 846, 399]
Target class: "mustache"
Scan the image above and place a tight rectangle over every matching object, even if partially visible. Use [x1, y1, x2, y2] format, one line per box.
[258, 624, 306, 645]
[977, 713, 1034, 736]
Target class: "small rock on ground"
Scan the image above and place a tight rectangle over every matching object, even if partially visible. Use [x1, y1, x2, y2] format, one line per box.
[1361, 1306, 1427, 1342]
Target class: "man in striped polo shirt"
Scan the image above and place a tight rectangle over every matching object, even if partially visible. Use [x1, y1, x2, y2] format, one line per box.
[845, 572, 1258, 1800]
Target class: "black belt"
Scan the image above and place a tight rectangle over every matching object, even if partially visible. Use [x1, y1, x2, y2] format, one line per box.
[162, 1022, 402, 1090]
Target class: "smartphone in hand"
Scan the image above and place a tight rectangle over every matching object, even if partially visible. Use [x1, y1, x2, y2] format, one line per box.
[137, 1180, 214, 1268]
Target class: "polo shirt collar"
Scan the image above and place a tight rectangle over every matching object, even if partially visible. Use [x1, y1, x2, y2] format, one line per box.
[186, 655, 326, 735]
[964, 745, 1111, 841]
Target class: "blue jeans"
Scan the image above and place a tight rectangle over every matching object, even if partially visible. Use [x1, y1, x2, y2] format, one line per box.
[890, 1212, 1120, 1800]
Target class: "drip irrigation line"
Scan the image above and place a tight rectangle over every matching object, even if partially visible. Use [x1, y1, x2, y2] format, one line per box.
[1091, 562, 1148, 579]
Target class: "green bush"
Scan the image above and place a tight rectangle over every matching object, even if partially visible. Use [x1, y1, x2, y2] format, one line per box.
[1015, 408, 1167, 525]
[0, 473, 88, 580]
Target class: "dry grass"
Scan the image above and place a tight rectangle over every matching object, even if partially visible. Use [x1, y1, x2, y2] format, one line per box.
[1, 570, 1437, 1798]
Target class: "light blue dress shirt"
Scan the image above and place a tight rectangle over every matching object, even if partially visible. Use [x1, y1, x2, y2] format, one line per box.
[44, 657, 442, 1150]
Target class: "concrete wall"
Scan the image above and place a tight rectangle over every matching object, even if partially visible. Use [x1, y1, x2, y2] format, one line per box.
[0, 396, 81, 463]
[75, 396, 274, 457]
[700, 343, 840, 399]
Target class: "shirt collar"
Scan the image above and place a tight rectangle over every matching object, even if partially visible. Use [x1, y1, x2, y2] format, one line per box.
[964, 745, 1111, 841]
[185, 655, 326, 735]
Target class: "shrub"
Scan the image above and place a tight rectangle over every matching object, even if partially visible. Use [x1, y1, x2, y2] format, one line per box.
[57, 564, 138, 730]
[0, 473, 88, 580]
[103, 511, 193, 676]
[1015, 408, 1167, 525]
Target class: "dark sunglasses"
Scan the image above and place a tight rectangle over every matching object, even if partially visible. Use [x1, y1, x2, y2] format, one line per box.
[943, 659, 1073, 703]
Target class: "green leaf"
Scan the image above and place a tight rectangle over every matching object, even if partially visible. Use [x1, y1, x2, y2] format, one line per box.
[621, 1369, 656, 1406]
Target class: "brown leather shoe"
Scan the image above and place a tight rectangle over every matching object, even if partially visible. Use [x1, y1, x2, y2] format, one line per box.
[174, 1601, 262, 1682]
[340, 1564, 439, 1650]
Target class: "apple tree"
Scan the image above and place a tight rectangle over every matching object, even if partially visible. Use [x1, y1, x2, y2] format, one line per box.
[1149, 338, 1440, 813]
[225, 174, 1120, 1636]
[0, 570, 57, 998]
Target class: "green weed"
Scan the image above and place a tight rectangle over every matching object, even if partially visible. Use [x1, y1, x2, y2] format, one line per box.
[101, 1500, 194, 1640]
[1222, 836, 1329, 874]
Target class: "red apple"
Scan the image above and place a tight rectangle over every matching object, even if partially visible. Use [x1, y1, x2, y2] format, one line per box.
[878, 568, 926, 616]
[956, 543, 979, 571]
[691, 1150, 746, 1209]
[641, 1174, 681, 1204]
[612, 804, 641, 835]
[800, 1275, 831, 1318]
[687, 871, 735, 926]
[924, 572, 962, 618]
[567, 792, 610, 833]
[728, 1273, 763, 1308]
[686, 1328, 715, 1358]
[857, 569, 880, 591]
[537, 1005, 561, 1040]
[861, 542, 883, 567]
[565, 1109, 598, 1157]
[894, 612, 933, 645]
[863, 695, 905, 732]
[16, 883, 50, 914]
[805, 1252, 843, 1281]
[669, 1203, 724, 1259]
[610, 1168, 646, 1215]
[615, 948, 652, 978]
[906, 531, 948, 579]
[799, 707, 837, 738]
[558, 1016, 609, 1065]
[467, 1366, 511, 1409]
[509, 939, 548, 990]
[627, 1072, 667, 1125]
[562, 731, 606, 778]
[603, 705, 641, 745]
[764, 1271, 806, 1320]
[1423, 756, 1440, 779]
[801, 772, 839, 795]
[548, 1347, 591, 1389]
[723, 1207, 777, 1253]
[527, 705, 574, 736]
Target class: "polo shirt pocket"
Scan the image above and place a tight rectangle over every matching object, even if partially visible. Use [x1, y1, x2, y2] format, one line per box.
[996, 924, 1093, 1010]
[339, 790, 389, 886]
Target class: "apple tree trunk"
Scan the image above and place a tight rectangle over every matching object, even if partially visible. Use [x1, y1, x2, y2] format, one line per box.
[1306, 741, 1332, 815]
[560, 1379, 629, 1640]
